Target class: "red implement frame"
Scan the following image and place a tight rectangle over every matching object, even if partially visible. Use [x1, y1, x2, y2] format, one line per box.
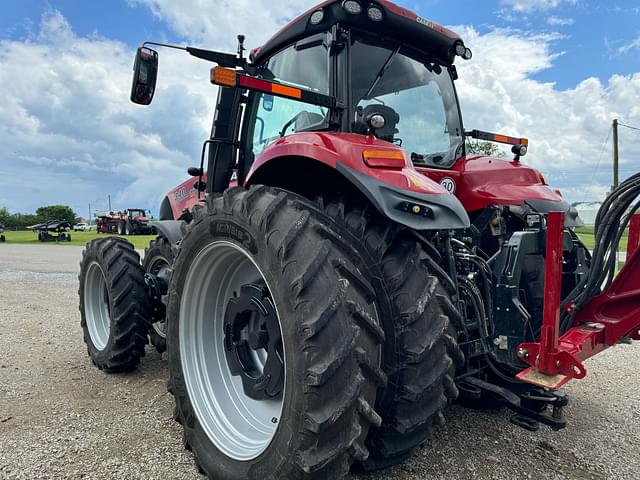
[517, 212, 640, 389]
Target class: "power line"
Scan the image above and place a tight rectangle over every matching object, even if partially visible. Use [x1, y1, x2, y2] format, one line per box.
[618, 122, 640, 132]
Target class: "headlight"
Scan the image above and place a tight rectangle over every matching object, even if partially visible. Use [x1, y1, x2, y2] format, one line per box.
[367, 5, 383, 21]
[342, 1, 362, 14]
[310, 9, 324, 24]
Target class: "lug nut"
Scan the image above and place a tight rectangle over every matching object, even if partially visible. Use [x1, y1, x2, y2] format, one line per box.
[517, 348, 529, 359]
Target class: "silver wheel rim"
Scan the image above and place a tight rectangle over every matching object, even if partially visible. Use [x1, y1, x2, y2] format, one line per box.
[147, 253, 171, 339]
[84, 261, 111, 351]
[180, 241, 285, 461]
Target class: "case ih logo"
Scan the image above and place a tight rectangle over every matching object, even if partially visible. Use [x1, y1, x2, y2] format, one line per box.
[416, 16, 434, 29]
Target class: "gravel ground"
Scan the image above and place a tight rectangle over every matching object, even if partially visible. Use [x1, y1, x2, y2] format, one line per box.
[0, 244, 638, 480]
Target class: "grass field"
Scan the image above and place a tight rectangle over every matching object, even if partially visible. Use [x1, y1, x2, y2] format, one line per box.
[1, 226, 629, 252]
[573, 226, 628, 252]
[1, 230, 156, 249]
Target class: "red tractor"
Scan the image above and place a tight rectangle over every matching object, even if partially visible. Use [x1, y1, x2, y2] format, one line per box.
[95, 208, 153, 235]
[78, 2, 640, 479]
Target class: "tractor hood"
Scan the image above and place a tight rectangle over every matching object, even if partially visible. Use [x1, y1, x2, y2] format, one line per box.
[416, 155, 583, 226]
[251, 0, 465, 67]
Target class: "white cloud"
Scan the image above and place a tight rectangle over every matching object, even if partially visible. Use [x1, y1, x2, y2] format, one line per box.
[617, 36, 640, 55]
[0, 10, 216, 215]
[546, 15, 575, 25]
[128, 0, 318, 49]
[454, 26, 640, 202]
[500, 0, 576, 13]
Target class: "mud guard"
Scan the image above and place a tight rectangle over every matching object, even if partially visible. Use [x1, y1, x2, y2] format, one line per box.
[149, 220, 186, 246]
[525, 199, 583, 227]
[337, 163, 470, 230]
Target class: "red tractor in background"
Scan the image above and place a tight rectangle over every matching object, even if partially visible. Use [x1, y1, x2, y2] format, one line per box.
[78, 1, 640, 479]
[95, 208, 153, 235]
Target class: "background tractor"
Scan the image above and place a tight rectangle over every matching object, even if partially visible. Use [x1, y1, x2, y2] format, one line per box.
[77, 1, 640, 479]
[95, 208, 153, 235]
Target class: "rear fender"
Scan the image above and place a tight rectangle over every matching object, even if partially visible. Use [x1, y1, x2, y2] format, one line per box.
[149, 220, 186, 246]
[245, 132, 470, 230]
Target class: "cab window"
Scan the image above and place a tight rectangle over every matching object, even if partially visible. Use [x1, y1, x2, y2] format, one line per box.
[250, 35, 330, 154]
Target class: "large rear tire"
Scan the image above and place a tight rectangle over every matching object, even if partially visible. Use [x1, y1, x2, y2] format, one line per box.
[167, 186, 384, 479]
[317, 195, 462, 471]
[143, 236, 173, 353]
[78, 237, 151, 372]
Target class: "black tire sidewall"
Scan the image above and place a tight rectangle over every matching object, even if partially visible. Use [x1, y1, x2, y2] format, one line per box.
[79, 242, 125, 364]
[167, 215, 308, 480]
[79, 238, 150, 371]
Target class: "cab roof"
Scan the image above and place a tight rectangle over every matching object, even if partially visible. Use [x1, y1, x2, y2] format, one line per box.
[251, 0, 463, 66]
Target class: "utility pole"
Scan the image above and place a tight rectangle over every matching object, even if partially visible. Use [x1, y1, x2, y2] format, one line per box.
[88, 203, 92, 225]
[613, 118, 619, 189]
[108, 194, 112, 212]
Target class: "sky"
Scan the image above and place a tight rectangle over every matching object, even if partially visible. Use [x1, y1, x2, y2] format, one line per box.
[0, 0, 639, 218]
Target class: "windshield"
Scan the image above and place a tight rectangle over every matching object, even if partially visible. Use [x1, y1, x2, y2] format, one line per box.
[350, 34, 464, 168]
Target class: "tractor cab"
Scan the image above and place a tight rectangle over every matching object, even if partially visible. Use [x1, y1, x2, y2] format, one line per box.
[127, 208, 147, 221]
[247, 24, 465, 168]
[238, 0, 472, 187]
[246, 0, 468, 164]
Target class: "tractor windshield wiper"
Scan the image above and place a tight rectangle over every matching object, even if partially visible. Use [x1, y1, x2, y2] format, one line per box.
[363, 46, 400, 100]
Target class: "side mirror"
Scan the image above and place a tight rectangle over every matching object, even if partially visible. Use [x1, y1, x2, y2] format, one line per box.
[130, 46, 158, 105]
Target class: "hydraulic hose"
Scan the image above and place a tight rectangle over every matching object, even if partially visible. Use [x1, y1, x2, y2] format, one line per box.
[560, 172, 640, 332]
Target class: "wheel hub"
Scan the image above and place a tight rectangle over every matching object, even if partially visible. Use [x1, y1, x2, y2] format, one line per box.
[224, 283, 284, 400]
[144, 262, 171, 326]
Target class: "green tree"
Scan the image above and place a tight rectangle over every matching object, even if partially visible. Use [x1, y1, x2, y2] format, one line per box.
[465, 140, 505, 158]
[0, 208, 42, 229]
[0, 207, 9, 224]
[36, 205, 77, 225]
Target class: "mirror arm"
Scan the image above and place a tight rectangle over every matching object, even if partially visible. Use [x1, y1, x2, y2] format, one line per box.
[186, 47, 240, 68]
[141, 41, 253, 70]
[143, 41, 187, 52]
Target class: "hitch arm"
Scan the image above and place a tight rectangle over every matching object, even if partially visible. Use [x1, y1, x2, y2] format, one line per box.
[517, 212, 640, 389]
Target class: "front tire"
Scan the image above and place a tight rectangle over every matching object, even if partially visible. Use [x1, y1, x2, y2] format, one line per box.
[78, 237, 151, 372]
[167, 186, 384, 479]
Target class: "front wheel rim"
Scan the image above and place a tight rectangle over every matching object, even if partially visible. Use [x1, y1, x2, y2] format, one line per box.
[179, 240, 285, 462]
[84, 261, 111, 351]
